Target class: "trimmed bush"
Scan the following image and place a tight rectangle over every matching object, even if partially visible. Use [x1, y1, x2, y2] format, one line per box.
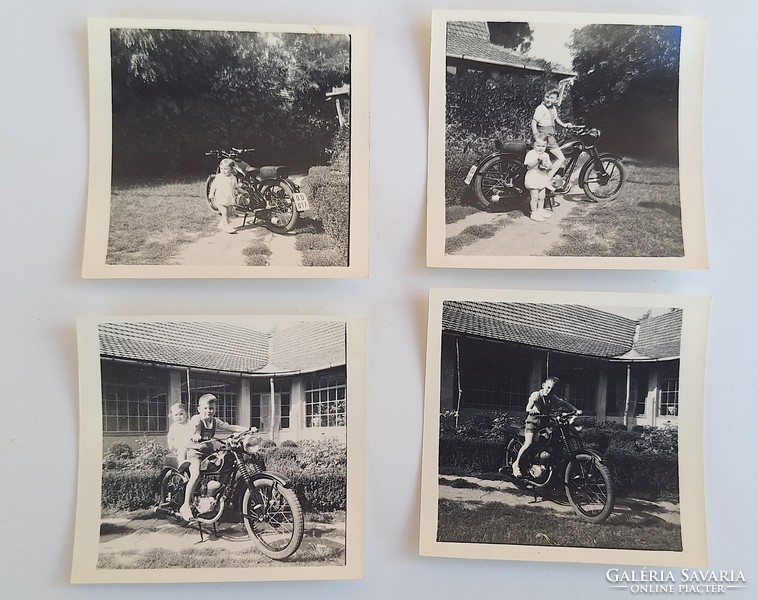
[102, 469, 161, 511]
[439, 436, 504, 474]
[280, 439, 298, 448]
[290, 469, 347, 512]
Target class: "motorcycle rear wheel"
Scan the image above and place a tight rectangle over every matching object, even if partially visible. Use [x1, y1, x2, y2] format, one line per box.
[242, 479, 304, 560]
[472, 157, 525, 211]
[564, 453, 615, 523]
[579, 155, 626, 202]
[261, 179, 299, 233]
[205, 175, 219, 212]
[159, 468, 187, 510]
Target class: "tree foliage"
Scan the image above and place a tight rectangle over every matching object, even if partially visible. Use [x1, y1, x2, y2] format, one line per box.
[568, 24, 681, 161]
[487, 22, 533, 53]
[110, 28, 350, 179]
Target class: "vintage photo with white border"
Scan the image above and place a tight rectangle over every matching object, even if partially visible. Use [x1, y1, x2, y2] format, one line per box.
[420, 288, 708, 566]
[72, 315, 366, 583]
[427, 11, 707, 269]
[83, 18, 369, 278]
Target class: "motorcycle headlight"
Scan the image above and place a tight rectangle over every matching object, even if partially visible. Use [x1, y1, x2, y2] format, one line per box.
[243, 435, 262, 455]
[570, 416, 584, 432]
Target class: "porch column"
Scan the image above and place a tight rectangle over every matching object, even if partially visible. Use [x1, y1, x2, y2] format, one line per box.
[595, 362, 608, 423]
[168, 370, 182, 408]
[290, 377, 304, 442]
[238, 378, 251, 427]
[648, 367, 659, 427]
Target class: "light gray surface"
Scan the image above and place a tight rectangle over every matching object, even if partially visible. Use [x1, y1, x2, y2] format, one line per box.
[1, 0, 756, 598]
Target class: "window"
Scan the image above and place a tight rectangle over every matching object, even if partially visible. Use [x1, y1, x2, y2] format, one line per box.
[305, 369, 346, 427]
[250, 391, 290, 430]
[181, 375, 239, 425]
[101, 362, 168, 433]
[457, 339, 530, 410]
[658, 362, 680, 417]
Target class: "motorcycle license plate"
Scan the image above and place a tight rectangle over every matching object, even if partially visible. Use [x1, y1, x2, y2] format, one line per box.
[463, 165, 477, 186]
[293, 192, 310, 211]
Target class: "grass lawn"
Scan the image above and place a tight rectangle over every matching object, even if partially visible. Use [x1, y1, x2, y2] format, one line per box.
[437, 498, 682, 551]
[106, 178, 218, 265]
[548, 159, 683, 257]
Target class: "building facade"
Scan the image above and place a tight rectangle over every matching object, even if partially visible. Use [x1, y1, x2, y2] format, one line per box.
[99, 320, 347, 450]
[440, 302, 681, 428]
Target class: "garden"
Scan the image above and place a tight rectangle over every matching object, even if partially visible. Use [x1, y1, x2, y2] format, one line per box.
[99, 436, 348, 568]
[437, 411, 682, 550]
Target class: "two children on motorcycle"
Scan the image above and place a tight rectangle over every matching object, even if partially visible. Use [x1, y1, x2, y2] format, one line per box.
[525, 88, 574, 222]
[511, 376, 582, 478]
[167, 393, 248, 522]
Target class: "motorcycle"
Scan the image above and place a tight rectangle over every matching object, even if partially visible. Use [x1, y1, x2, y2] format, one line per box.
[204, 148, 310, 233]
[154, 429, 304, 560]
[463, 125, 626, 211]
[501, 411, 615, 523]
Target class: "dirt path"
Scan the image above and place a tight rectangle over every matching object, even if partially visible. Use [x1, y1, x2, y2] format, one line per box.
[98, 512, 345, 568]
[438, 474, 680, 525]
[447, 185, 590, 257]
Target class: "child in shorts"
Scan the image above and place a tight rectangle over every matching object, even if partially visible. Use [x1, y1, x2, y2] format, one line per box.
[524, 133, 553, 222]
[531, 87, 573, 190]
[179, 394, 248, 522]
[166, 402, 193, 464]
[512, 377, 581, 478]
[208, 158, 239, 234]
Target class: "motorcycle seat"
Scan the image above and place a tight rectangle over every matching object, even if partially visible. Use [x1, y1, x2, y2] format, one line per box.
[495, 140, 528, 157]
[259, 165, 289, 179]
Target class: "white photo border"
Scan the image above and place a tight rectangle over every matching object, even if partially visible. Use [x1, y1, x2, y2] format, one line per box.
[419, 288, 709, 566]
[83, 18, 370, 279]
[426, 10, 707, 269]
[72, 315, 366, 583]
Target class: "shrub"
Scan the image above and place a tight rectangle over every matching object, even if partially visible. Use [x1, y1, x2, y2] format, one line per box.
[260, 439, 277, 449]
[132, 436, 170, 470]
[102, 469, 160, 511]
[438, 436, 504, 474]
[104, 442, 134, 462]
[290, 468, 347, 512]
[297, 438, 347, 470]
[280, 439, 298, 448]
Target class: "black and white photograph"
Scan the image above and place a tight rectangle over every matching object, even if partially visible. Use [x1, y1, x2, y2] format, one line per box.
[72, 316, 366, 583]
[426, 11, 707, 269]
[82, 18, 369, 278]
[420, 289, 708, 566]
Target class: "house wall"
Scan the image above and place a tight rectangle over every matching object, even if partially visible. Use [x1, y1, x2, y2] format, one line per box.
[101, 361, 347, 453]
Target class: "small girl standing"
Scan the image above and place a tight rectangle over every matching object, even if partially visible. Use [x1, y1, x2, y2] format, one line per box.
[208, 158, 239, 234]
[524, 133, 554, 222]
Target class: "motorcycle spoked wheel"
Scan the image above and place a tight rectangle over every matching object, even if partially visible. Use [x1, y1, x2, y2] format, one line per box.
[472, 157, 525, 211]
[260, 179, 299, 233]
[242, 478, 304, 560]
[564, 453, 615, 523]
[159, 467, 188, 512]
[579, 155, 626, 202]
[205, 175, 219, 213]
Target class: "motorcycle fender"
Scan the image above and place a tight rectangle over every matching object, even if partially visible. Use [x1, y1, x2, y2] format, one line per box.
[249, 470, 292, 489]
[564, 449, 607, 484]
[152, 466, 183, 492]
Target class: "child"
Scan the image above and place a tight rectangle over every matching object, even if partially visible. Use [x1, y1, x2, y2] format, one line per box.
[524, 133, 553, 222]
[166, 402, 193, 464]
[208, 158, 239, 234]
[512, 377, 581, 478]
[531, 87, 573, 190]
[179, 394, 248, 522]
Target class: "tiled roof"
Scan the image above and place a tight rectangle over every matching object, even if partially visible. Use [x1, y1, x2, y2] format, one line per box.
[270, 321, 346, 371]
[443, 302, 682, 360]
[99, 321, 345, 374]
[446, 21, 575, 76]
[635, 310, 682, 359]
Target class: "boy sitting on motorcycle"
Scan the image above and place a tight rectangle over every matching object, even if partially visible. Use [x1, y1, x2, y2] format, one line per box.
[179, 394, 248, 522]
[512, 376, 581, 478]
[531, 88, 573, 190]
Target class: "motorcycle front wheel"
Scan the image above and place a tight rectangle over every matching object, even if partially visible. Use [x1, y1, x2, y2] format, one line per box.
[564, 453, 615, 523]
[579, 155, 626, 202]
[242, 479, 304, 560]
[472, 157, 525, 211]
[261, 179, 299, 233]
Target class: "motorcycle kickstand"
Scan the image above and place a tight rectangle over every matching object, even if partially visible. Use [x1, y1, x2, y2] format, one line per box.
[242, 214, 248, 227]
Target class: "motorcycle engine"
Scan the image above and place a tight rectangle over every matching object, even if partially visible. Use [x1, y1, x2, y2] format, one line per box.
[536, 450, 552, 464]
[195, 479, 221, 514]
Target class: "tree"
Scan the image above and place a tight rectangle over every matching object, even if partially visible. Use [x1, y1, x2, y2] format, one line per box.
[487, 22, 533, 53]
[568, 24, 681, 161]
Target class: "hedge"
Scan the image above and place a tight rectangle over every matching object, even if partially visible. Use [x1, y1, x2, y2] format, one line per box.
[101, 467, 346, 513]
[439, 434, 679, 499]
